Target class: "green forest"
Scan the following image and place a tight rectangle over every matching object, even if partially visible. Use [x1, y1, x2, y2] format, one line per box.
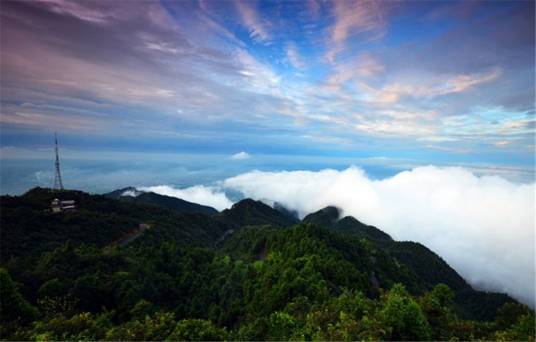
[1, 188, 534, 341]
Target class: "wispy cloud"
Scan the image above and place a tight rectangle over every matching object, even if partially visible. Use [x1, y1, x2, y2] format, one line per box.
[235, 49, 281, 95]
[231, 151, 251, 160]
[286, 42, 304, 68]
[358, 67, 502, 104]
[353, 113, 437, 138]
[39, 0, 112, 24]
[324, 53, 384, 92]
[141, 184, 233, 211]
[0, 107, 103, 130]
[326, 0, 387, 62]
[494, 140, 512, 147]
[235, 0, 270, 42]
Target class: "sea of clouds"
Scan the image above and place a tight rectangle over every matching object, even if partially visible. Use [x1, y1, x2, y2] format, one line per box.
[142, 165, 535, 307]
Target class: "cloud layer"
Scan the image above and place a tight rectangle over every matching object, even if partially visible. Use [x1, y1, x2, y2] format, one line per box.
[148, 166, 535, 307]
[141, 184, 233, 211]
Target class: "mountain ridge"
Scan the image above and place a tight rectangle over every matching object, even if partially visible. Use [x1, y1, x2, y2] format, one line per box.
[104, 187, 219, 215]
[1, 187, 533, 340]
[218, 198, 299, 228]
[303, 206, 393, 243]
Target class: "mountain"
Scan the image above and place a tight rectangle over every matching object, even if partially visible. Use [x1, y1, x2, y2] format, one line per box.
[334, 216, 393, 243]
[387, 241, 513, 321]
[302, 205, 340, 227]
[104, 186, 144, 199]
[105, 187, 218, 215]
[0, 187, 226, 261]
[1, 188, 533, 341]
[218, 198, 299, 227]
[273, 202, 299, 220]
[304, 206, 393, 243]
[302, 206, 516, 320]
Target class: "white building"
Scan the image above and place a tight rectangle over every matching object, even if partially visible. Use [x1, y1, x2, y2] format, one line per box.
[51, 199, 76, 213]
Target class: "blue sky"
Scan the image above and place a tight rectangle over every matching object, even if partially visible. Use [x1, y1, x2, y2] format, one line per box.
[1, 0, 535, 193]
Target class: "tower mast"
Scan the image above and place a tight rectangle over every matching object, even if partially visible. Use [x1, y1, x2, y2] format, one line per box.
[53, 132, 64, 190]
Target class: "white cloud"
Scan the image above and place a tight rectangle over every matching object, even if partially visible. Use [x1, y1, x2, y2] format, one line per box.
[231, 151, 251, 160]
[121, 189, 142, 197]
[221, 166, 535, 307]
[494, 140, 512, 147]
[140, 184, 233, 211]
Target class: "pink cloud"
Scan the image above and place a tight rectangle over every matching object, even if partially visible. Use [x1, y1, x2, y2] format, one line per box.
[357, 67, 502, 104]
[39, 0, 111, 24]
[235, 0, 269, 42]
[326, 0, 387, 62]
[324, 53, 384, 92]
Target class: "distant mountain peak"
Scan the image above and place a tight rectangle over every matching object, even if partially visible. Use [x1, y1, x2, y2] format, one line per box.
[335, 216, 393, 243]
[105, 186, 143, 199]
[303, 206, 393, 243]
[302, 205, 341, 227]
[230, 198, 262, 209]
[318, 205, 340, 219]
[220, 198, 298, 227]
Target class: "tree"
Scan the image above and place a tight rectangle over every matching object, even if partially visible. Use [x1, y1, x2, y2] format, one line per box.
[167, 319, 227, 341]
[420, 283, 457, 340]
[379, 284, 432, 341]
[267, 311, 297, 340]
[105, 312, 176, 341]
[0, 268, 38, 323]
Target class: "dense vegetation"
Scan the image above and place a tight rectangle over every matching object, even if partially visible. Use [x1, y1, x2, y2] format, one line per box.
[1, 188, 534, 341]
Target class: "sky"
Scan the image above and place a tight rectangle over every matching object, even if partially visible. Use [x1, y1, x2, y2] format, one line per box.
[0, 0, 535, 185]
[0, 0, 535, 307]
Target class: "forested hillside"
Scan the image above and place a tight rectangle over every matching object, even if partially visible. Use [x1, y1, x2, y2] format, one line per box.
[1, 188, 534, 341]
[104, 187, 219, 216]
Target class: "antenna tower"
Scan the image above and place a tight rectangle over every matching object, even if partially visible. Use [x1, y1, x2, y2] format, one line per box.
[53, 132, 64, 190]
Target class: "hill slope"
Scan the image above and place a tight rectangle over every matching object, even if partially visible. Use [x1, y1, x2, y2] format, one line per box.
[105, 187, 218, 215]
[301, 206, 516, 320]
[0, 188, 226, 261]
[0, 189, 533, 341]
[304, 206, 393, 243]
